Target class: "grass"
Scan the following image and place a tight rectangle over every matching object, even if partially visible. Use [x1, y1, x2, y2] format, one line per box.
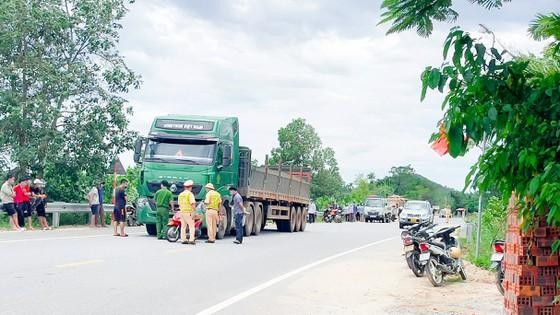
[461, 214, 496, 270]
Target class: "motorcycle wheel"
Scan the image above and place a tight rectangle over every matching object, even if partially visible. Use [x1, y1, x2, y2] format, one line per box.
[496, 264, 504, 295]
[409, 251, 425, 277]
[459, 265, 467, 281]
[167, 226, 180, 243]
[405, 253, 414, 269]
[427, 257, 444, 287]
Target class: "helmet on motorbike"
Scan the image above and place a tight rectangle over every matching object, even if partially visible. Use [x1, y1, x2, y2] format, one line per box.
[449, 247, 462, 259]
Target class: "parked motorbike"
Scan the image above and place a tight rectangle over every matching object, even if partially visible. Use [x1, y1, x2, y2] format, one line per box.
[334, 208, 344, 223]
[402, 222, 437, 277]
[323, 208, 343, 223]
[491, 240, 505, 295]
[323, 209, 333, 223]
[400, 221, 433, 240]
[125, 203, 140, 227]
[422, 225, 466, 286]
[166, 212, 203, 242]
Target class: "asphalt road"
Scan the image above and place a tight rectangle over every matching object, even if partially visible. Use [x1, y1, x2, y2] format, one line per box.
[0, 220, 400, 315]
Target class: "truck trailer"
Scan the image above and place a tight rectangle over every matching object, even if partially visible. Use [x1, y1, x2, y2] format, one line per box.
[133, 115, 311, 238]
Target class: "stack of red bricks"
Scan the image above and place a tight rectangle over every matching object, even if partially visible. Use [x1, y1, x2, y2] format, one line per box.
[504, 206, 560, 315]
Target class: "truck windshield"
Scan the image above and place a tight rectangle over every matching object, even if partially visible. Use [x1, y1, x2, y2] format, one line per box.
[145, 139, 216, 165]
[365, 199, 384, 207]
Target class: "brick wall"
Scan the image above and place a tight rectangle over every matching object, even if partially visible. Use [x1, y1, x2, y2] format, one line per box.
[504, 198, 560, 315]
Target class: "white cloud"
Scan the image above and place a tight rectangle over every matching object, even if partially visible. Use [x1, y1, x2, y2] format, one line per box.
[118, 0, 555, 190]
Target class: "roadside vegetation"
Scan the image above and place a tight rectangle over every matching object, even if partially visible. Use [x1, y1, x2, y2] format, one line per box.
[463, 197, 508, 269]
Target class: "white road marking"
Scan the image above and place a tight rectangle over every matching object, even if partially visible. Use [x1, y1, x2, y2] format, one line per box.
[195, 236, 396, 315]
[0, 232, 144, 244]
[56, 259, 104, 268]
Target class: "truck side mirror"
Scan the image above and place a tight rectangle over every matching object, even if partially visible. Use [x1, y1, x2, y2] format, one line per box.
[133, 138, 143, 163]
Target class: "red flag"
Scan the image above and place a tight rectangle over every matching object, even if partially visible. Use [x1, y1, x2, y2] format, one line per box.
[431, 126, 449, 156]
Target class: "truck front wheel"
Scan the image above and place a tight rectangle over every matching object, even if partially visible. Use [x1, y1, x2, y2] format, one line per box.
[146, 224, 157, 236]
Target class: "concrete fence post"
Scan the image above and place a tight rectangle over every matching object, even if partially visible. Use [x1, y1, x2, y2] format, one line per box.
[52, 212, 60, 227]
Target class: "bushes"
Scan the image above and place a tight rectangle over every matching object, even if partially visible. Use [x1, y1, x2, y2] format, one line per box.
[464, 197, 508, 269]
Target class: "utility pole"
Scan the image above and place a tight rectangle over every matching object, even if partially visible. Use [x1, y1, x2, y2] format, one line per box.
[475, 136, 488, 259]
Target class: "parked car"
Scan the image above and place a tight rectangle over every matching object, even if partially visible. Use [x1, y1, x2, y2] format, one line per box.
[363, 196, 395, 223]
[399, 200, 433, 229]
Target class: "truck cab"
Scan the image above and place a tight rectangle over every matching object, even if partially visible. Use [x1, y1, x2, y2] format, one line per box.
[133, 115, 240, 236]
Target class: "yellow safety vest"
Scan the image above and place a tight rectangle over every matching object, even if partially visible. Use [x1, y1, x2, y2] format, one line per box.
[205, 190, 222, 210]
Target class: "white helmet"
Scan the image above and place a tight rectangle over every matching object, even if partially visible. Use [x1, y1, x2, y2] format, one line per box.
[449, 247, 462, 259]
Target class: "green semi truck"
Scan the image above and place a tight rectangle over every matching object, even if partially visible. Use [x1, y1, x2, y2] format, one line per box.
[133, 115, 311, 238]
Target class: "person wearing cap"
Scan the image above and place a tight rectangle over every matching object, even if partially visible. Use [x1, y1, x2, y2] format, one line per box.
[178, 180, 196, 245]
[1, 174, 22, 231]
[204, 183, 222, 243]
[154, 180, 173, 240]
[31, 179, 51, 230]
[14, 177, 32, 230]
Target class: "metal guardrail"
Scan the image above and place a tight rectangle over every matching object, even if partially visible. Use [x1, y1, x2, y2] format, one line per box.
[46, 202, 115, 227]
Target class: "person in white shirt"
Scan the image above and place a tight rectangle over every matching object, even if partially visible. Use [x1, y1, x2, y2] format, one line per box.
[1, 174, 21, 231]
[87, 184, 100, 228]
[346, 204, 354, 222]
[308, 201, 317, 223]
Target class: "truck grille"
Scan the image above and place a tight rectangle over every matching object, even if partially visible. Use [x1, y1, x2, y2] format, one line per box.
[407, 213, 421, 218]
[147, 181, 202, 196]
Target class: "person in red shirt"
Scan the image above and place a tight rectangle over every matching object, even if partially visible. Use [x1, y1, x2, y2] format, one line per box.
[14, 177, 32, 230]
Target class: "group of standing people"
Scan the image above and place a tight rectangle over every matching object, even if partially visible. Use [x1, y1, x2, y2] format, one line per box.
[345, 203, 359, 222]
[87, 179, 129, 237]
[1, 174, 51, 231]
[153, 180, 249, 245]
[2, 174, 252, 246]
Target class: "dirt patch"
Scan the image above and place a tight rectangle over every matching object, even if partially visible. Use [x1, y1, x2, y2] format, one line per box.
[235, 237, 503, 315]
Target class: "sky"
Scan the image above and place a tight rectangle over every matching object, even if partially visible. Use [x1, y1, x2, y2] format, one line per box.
[117, 0, 558, 190]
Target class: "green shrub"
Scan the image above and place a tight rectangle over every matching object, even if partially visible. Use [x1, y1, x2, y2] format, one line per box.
[464, 197, 507, 269]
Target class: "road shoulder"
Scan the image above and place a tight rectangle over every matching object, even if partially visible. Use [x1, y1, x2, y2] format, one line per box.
[219, 237, 502, 315]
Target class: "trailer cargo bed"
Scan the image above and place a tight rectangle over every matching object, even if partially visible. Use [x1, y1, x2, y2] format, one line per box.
[239, 166, 310, 205]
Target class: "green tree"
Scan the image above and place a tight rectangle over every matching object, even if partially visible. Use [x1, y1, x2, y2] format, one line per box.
[348, 175, 371, 203]
[270, 118, 345, 199]
[379, 2, 560, 228]
[103, 165, 139, 204]
[0, 0, 140, 200]
[371, 182, 395, 197]
[379, 0, 511, 37]
[270, 118, 322, 168]
[310, 168, 345, 199]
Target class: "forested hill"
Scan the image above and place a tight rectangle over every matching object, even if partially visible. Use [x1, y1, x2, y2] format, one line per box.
[379, 165, 479, 211]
